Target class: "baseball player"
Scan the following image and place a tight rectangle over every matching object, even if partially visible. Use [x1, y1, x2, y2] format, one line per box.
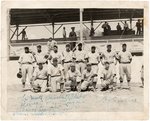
[32, 63, 48, 93]
[48, 58, 65, 92]
[47, 38, 57, 54]
[48, 45, 62, 65]
[100, 61, 115, 91]
[117, 43, 132, 89]
[85, 46, 100, 75]
[73, 43, 86, 74]
[33, 45, 47, 67]
[62, 44, 73, 76]
[65, 63, 82, 91]
[18, 47, 35, 90]
[81, 63, 98, 91]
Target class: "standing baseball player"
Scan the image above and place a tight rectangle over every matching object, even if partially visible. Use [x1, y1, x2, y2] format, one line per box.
[73, 43, 86, 74]
[81, 63, 98, 91]
[18, 47, 35, 90]
[85, 46, 100, 75]
[48, 58, 65, 92]
[32, 63, 48, 93]
[65, 63, 81, 91]
[33, 44, 47, 67]
[117, 43, 132, 89]
[47, 38, 57, 54]
[100, 61, 115, 91]
[62, 44, 73, 76]
[48, 45, 62, 65]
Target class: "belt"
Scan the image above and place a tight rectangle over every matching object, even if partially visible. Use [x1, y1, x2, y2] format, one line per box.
[37, 62, 46, 65]
[22, 62, 32, 64]
[91, 63, 98, 66]
[51, 75, 61, 78]
[64, 61, 72, 63]
[36, 78, 47, 80]
[76, 61, 84, 63]
[120, 62, 131, 64]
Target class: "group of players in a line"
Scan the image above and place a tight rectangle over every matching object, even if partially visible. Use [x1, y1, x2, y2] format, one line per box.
[18, 41, 142, 93]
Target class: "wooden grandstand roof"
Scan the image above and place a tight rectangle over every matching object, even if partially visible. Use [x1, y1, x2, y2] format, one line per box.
[10, 9, 143, 25]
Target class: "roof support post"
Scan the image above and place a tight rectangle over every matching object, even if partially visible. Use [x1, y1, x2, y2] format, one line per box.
[130, 18, 132, 29]
[52, 21, 54, 39]
[94, 22, 102, 31]
[83, 23, 91, 31]
[16, 25, 19, 40]
[54, 24, 63, 35]
[10, 25, 18, 40]
[80, 8, 84, 42]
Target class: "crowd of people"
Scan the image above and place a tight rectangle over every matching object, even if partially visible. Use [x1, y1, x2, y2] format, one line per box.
[17, 40, 144, 93]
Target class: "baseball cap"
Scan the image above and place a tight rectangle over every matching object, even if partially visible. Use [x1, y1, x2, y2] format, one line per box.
[87, 63, 92, 66]
[37, 44, 41, 48]
[71, 27, 75, 29]
[70, 63, 76, 67]
[52, 57, 58, 62]
[24, 46, 29, 50]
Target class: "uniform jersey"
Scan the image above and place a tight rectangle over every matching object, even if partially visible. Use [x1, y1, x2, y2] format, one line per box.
[82, 70, 95, 81]
[85, 52, 100, 64]
[48, 64, 64, 77]
[34, 51, 46, 64]
[66, 70, 81, 79]
[101, 51, 117, 63]
[49, 51, 62, 63]
[101, 67, 114, 80]
[18, 53, 35, 64]
[73, 50, 86, 61]
[118, 51, 132, 63]
[62, 50, 73, 62]
[33, 67, 48, 80]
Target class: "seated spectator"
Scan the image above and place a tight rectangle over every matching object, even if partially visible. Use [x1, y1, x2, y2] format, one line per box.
[102, 22, 111, 36]
[116, 23, 122, 35]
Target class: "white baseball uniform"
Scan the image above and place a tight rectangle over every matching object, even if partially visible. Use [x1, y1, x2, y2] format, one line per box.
[34, 51, 47, 66]
[49, 51, 62, 64]
[47, 40, 57, 54]
[48, 64, 64, 92]
[118, 50, 132, 81]
[33, 67, 48, 92]
[85, 52, 100, 74]
[81, 69, 98, 90]
[73, 50, 86, 74]
[18, 52, 35, 84]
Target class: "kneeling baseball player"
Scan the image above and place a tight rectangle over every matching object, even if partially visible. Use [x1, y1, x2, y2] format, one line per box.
[100, 61, 116, 91]
[32, 63, 48, 93]
[81, 63, 98, 91]
[65, 63, 82, 92]
[48, 58, 65, 92]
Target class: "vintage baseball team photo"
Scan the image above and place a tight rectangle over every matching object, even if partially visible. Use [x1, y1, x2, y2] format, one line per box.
[1, 2, 149, 119]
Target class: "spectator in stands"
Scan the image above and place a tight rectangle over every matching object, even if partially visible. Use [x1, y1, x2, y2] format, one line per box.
[123, 21, 129, 35]
[116, 23, 122, 35]
[63, 27, 66, 40]
[102, 22, 111, 36]
[89, 25, 95, 37]
[136, 19, 142, 35]
[20, 29, 27, 40]
[69, 27, 77, 51]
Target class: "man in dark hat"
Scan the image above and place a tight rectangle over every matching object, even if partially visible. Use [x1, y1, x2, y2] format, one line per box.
[69, 27, 77, 50]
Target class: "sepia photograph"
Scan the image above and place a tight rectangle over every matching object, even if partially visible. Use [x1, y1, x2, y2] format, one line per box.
[1, 1, 149, 120]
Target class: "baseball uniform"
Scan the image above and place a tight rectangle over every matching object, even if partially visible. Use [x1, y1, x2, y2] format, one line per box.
[47, 40, 57, 54]
[32, 67, 48, 92]
[18, 52, 35, 84]
[81, 69, 98, 90]
[62, 50, 73, 74]
[73, 50, 86, 74]
[49, 51, 62, 64]
[101, 51, 117, 74]
[100, 67, 114, 88]
[48, 64, 64, 92]
[85, 52, 100, 74]
[118, 50, 132, 81]
[34, 51, 47, 66]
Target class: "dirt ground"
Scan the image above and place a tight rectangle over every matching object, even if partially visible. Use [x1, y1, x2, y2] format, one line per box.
[7, 57, 144, 112]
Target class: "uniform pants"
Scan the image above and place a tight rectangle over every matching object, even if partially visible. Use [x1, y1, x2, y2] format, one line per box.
[76, 62, 86, 74]
[81, 77, 98, 90]
[91, 65, 98, 74]
[21, 64, 33, 84]
[50, 76, 63, 92]
[101, 79, 113, 88]
[63, 63, 71, 77]
[119, 63, 131, 82]
[33, 79, 47, 92]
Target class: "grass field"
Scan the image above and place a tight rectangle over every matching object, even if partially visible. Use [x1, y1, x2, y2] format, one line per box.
[7, 56, 144, 112]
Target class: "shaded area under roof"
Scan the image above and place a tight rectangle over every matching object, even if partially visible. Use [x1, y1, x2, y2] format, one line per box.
[10, 9, 143, 25]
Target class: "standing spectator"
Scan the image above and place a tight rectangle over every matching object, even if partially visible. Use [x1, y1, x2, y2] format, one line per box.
[89, 25, 95, 37]
[116, 23, 122, 35]
[107, 23, 111, 35]
[102, 22, 108, 36]
[136, 19, 142, 35]
[69, 27, 77, 51]
[19, 29, 27, 40]
[63, 27, 66, 40]
[124, 21, 129, 35]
